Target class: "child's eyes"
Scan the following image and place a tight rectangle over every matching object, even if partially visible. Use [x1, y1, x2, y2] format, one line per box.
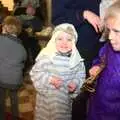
[57, 38, 72, 41]
[67, 39, 72, 41]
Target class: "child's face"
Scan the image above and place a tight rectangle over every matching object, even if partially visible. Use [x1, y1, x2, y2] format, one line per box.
[55, 31, 73, 53]
[106, 17, 120, 51]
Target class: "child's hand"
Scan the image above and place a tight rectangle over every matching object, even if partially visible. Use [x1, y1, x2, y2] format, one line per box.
[89, 65, 101, 77]
[68, 81, 76, 92]
[49, 76, 63, 89]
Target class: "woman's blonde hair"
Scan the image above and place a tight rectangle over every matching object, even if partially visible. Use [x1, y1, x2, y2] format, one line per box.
[104, 0, 120, 21]
[2, 16, 22, 35]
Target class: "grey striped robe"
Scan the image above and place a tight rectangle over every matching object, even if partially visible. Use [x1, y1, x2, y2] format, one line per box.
[30, 55, 85, 120]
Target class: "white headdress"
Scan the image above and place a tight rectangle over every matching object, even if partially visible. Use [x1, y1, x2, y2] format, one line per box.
[36, 23, 84, 68]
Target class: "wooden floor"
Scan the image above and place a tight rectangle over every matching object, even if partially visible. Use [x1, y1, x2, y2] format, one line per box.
[6, 74, 36, 120]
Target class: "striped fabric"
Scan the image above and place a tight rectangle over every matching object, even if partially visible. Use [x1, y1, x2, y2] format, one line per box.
[30, 55, 85, 120]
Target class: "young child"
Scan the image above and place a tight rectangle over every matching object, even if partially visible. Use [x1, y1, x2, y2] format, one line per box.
[87, 1, 120, 120]
[0, 16, 27, 120]
[30, 23, 86, 120]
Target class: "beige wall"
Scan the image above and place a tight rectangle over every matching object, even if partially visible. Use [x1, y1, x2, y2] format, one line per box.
[0, 0, 14, 10]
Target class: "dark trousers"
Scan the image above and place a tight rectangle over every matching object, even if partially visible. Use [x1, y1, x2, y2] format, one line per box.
[0, 87, 19, 120]
[72, 92, 90, 120]
[72, 59, 91, 120]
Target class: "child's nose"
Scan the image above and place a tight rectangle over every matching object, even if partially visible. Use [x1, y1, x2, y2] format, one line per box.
[62, 39, 67, 44]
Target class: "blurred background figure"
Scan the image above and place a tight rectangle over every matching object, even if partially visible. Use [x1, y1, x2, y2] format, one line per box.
[0, 16, 27, 120]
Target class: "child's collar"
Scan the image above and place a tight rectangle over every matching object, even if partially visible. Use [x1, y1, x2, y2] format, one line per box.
[56, 50, 72, 57]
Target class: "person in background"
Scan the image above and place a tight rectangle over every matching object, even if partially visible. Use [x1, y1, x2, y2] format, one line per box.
[30, 23, 86, 120]
[87, 1, 120, 119]
[13, 0, 45, 26]
[0, 16, 27, 120]
[15, 4, 41, 69]
[16, 4, 42, 32]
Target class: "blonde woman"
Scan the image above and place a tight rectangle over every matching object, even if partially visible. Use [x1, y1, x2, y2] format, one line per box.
[87, 1, 120, 119]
